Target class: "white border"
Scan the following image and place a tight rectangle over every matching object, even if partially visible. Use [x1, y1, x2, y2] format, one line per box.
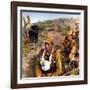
[17, 6, 84, 84]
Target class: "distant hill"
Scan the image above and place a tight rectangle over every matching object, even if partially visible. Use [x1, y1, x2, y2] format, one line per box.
[35, 17, 79, 36]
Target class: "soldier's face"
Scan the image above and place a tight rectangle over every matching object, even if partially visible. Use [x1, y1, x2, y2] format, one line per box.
[68, 35, 72, 40]
[45, 43, 52, 51]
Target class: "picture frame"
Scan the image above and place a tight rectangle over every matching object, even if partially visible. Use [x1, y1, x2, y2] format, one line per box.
[11, 1, 88, 89]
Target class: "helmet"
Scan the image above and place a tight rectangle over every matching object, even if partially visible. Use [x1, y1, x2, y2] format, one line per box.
[67, 30, 73, 36]
[45, 36, 54, 45]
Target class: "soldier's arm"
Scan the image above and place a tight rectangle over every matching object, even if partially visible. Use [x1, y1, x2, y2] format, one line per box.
[69, 40, 76, 61]
[53, 50, 62, 76]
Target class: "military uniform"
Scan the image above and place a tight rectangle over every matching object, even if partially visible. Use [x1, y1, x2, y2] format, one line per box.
[35, 38, 62, 77]
[62, 30, 78, 74]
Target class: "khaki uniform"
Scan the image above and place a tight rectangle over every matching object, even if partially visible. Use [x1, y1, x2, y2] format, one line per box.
[35, 48, 62, 77]
[69, 41, 77, 61]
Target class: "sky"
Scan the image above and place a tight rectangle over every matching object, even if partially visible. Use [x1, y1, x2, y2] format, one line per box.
[22, 11, 80, 23]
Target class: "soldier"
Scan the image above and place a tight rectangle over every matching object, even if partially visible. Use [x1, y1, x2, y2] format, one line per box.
[22, 16, 31, 44]
[35, 37, 62, 77]
[63, 30, 74, 59]
[62, 30, 78, 73]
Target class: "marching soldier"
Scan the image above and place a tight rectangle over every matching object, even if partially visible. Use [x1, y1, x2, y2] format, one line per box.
[35, 37, 62, 77]
[62, 30, 78, 74]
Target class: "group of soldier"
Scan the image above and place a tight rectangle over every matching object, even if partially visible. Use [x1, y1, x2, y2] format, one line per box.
[35, 29, 79, 77]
